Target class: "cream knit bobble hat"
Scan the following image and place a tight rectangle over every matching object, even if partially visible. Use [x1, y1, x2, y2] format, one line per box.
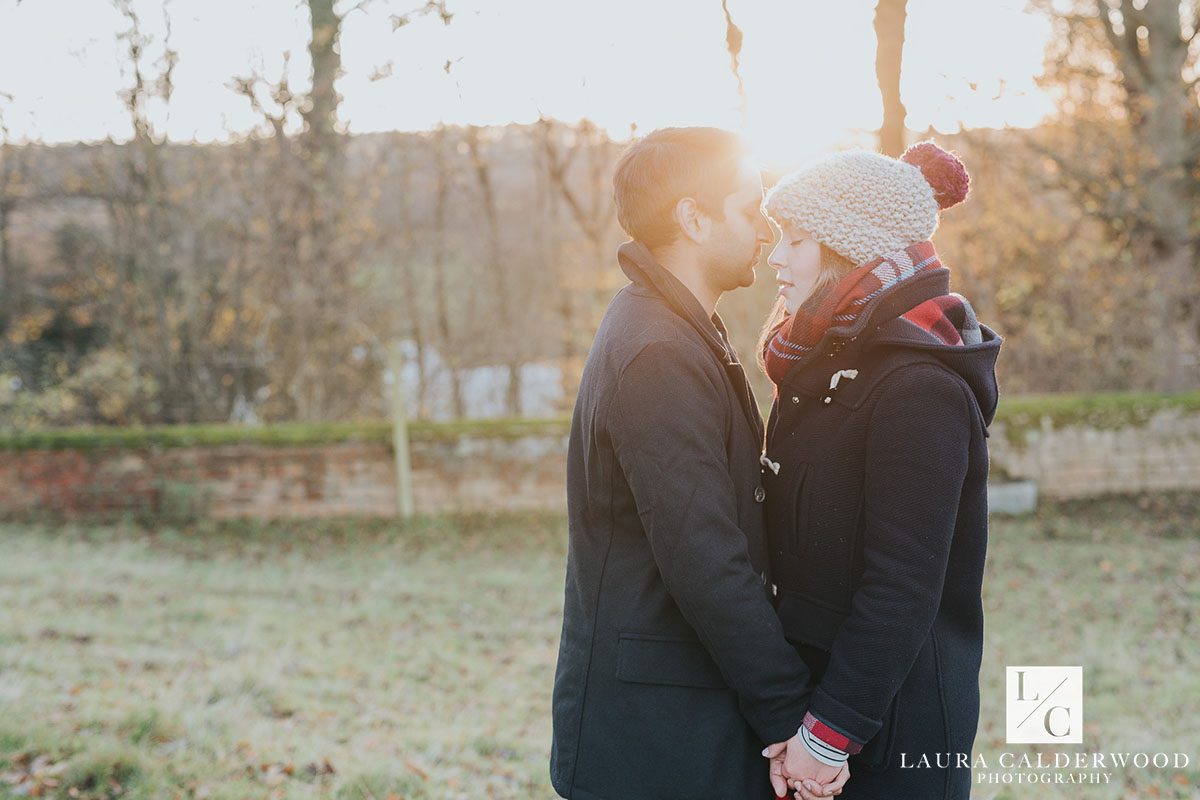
[764, 140, 970, 266]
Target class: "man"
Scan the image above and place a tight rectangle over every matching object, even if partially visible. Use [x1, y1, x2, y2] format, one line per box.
[550, 127, 850, 799]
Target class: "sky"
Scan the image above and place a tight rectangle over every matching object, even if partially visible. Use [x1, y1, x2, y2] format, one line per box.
[0, 0, 1056, 167]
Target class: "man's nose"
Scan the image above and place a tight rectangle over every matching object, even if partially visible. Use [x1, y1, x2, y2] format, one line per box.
[757, 216, 773, 244]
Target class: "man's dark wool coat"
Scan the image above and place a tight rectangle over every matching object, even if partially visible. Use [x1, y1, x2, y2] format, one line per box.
[550, 240, 816, 800]
[762, 265, 1002, 799]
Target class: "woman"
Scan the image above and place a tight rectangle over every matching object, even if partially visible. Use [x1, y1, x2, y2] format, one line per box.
[757, 142, 1002, 800]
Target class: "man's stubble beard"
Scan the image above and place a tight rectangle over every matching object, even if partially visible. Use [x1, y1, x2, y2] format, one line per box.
[708, 243, 759, 295]
[734, 246, 760, 290]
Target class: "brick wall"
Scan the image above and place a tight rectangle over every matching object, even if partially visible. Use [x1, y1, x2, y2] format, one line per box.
[1, 407, 1197, 519]
[0, 434, 569, 519]
[988, 407, 1200, 498]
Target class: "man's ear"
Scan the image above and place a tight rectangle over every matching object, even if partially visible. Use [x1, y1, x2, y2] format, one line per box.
[674, 197, 709, 245]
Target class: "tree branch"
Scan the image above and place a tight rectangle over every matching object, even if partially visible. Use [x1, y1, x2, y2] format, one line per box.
[391, 0, 452, 30]
[534, 117, 600, 243]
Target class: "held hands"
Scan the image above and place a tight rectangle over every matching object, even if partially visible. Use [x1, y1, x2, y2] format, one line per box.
[763, 735, 850, 800]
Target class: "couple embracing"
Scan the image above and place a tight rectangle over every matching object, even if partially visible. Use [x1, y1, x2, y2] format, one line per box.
[551, 127, 1002, 800]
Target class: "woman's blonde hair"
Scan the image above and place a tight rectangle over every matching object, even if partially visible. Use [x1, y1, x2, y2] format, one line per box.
[755, 243, 859, 375]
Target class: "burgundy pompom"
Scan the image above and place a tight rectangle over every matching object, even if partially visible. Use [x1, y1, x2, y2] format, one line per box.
[901, 141, 970, 210]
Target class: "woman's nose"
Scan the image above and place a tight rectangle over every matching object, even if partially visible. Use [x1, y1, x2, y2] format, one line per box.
[767, 245, 784, 271]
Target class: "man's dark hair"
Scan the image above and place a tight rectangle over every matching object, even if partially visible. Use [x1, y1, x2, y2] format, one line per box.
[611, 127, 749, 250]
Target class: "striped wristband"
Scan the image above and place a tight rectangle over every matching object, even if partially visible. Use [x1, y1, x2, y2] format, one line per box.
[801, 710, 863, 760]
[799, 723, 849, 766]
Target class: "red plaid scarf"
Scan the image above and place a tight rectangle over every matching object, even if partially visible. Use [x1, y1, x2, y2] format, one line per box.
[763, 241, 968, 385]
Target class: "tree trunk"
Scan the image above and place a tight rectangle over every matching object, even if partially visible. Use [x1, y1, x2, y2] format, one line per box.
[1109, 0, 1199, 389]
[0, 197, 10, 323]
[395, 152, 429, 419]
[1149, 239, 1200, 390]
[432, 128, 465, 419]
[874, 0, 909, 157]
[506, 362, 522, 417]
[467, 126, 521, 416]
[303, 0, 341, 167]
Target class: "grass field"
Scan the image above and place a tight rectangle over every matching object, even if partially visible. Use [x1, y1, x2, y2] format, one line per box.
[0, 495, 1197, 799]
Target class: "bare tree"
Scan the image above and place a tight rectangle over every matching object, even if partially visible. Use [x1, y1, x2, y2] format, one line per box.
[225, 0, 368, 420]
[429, 125, 465, 418]
[392, 146, 431, 417]
[466, 125, 522, 415]
[1032, 0, 1200, 391]
[531, 116, 619, 398]
[0, 95, 23, 324]
[107, 0, 193, 419]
